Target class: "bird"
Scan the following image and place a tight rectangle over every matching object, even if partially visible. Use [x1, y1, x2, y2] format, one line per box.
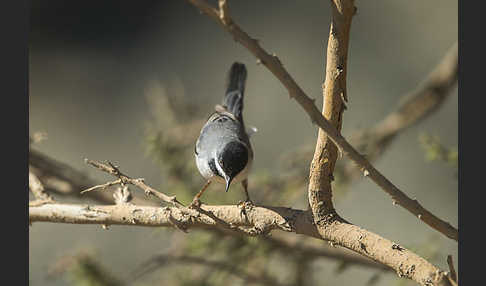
[191, 62, 256, 208]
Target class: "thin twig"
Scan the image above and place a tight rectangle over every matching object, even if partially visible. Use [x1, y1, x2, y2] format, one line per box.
[446, 255, 458, 284]
[29, 171, 54, 202]
[186, 0, 457, 242]
[80, 179, 122, 194]
[282, 42, 458, 187]
[83, 159, 183, 207]
[29, 149, 156, 205]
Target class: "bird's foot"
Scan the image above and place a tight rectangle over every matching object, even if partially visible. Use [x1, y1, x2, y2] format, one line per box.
[237, 199, 254, 218]
[238, 199, 254, 208]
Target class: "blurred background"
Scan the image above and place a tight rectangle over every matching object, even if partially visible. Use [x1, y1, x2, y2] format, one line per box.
[29, 0, 457, 285]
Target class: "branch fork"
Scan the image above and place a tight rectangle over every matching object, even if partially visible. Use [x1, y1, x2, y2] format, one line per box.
[81, 159, 183, 207]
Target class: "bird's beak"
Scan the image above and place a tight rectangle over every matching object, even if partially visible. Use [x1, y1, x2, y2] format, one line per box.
[225, 176, 233, 192]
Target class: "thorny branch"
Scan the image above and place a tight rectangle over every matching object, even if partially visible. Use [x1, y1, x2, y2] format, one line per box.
[277, 41, 458, 190]
[30, 160, 450, 286]
[29, 149, 159, 206]
[29, 1, 457, 285]
[185, 0, 457, 243]
[29, 202, 309, 236]
[82, 159, 183, 207]
[182, 0, 455, 285]
[29, 150, 392, 275]
[30, 198, 451, 285]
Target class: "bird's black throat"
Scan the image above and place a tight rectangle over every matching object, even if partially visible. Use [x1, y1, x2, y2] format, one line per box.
[218, 141, 248, 180]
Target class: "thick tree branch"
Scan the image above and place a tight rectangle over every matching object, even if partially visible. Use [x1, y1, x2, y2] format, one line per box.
[263, 234, 392, 272]
[29, 201, 451, 285]
[29, 203, 311, 236]
[308, 0, 354, 224]
[185, 0, 457, 242]
[29, 156, 450, 285]
[205, 227, 392, 272]
[305, 2, 453, 285]
[29, 2, 457, 286]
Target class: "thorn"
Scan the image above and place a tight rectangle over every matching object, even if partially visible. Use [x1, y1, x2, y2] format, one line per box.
[392, 244, 404, 251]
[271, 53, 283, 66]
[337, 147, 344, 159]
[418, 214, 422, 219]
[340, 91, 348, 104]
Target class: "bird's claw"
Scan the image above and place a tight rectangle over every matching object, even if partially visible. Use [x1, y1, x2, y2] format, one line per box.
[237, 199, 254, 218]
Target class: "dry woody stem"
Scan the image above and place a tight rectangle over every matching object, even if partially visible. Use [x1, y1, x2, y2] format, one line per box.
[30, 201, 450, 285]
[28, 1, 458, 285]
[182, 0, 455, 285]
[186, 0, 457, 242]
[82, 159, 183, 207]
[29, 171, 54, 205]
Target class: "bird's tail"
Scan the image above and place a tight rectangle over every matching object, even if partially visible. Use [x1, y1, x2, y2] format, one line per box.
[223, 62, 247, 121]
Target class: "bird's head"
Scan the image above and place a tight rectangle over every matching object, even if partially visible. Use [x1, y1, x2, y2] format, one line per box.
[215, 141, 249, 192]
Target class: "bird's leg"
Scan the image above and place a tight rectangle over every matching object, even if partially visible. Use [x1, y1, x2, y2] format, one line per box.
[189, 180, 211, 209]
[238, 179, 253, 218]
[242, 179, 252, 204]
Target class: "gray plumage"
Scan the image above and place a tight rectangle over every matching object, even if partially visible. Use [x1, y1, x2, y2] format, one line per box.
[195, 62, 253, 193]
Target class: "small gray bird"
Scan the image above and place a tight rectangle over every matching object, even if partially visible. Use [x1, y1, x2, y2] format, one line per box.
[191, 62, 255, 208]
